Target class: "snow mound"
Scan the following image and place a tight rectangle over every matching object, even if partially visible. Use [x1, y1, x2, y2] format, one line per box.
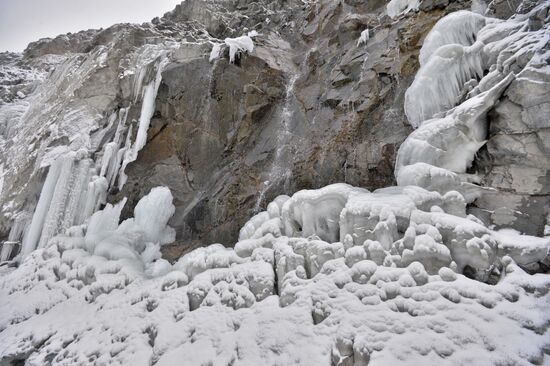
[386, 0, 420, 19]
[1, 184, 549, 364]
[210, 31, 258, 63]
[419, 11, 489, 66]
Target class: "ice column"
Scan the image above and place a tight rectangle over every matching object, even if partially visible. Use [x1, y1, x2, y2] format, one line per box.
[21, 157, 64, 257]
[118, 58, 169, 190]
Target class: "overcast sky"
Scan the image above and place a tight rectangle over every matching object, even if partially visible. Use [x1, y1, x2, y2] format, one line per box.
[0, 0, 183, 52]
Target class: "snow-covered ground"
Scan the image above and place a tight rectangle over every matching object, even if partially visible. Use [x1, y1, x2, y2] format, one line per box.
[1, 2, 550, 365]
[1, 182, 549, 365]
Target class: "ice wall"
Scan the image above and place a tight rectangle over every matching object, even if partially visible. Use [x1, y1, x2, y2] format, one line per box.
[13, 46, 175, 259]
[397, 5, 550, 203]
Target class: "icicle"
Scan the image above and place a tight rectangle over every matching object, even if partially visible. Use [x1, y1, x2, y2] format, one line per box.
[61, 157, 92, 229]
[404, 42, 485, 128]
[419, 11, 488, 66]
[21, 157, 64, 257]
[37, 153, 76, 248]
[0, 213, 31, 261]
[118, 58, 169, 190]
[81, 176, 109, 223]
[99, 142, 118, 178]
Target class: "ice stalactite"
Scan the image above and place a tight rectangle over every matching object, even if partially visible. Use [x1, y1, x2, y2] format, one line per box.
[78, 176, 108, 225]
[20, 156, 64, 257]
[210, 31, 258, 63]
[118, 58, 170, 190]
[0, 212, 30, 261]
[418, 11, 489, 66]
[19, 151, 102, 258]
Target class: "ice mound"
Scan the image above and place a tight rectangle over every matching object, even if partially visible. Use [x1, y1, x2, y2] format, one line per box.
[397, 3, 550, 206]
[1, 184, 549, 365]
[405, 8, 549, 128]
[209, 31, 258, 63]
[386, 0, 420, 19]
[418, 11, 489, 66]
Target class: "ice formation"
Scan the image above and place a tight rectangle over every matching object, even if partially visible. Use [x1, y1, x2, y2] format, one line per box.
[418, 11, 488, 66]
[357, 29, 370, 47]
[386, 0, 420, 19]
[1, 2, 550, 366]
[398, 4, 550, 203]
[1, 182, 549, 364]
[404, 8, 548, 127]
[0, 42, 177, 260]
[210, 31, 258, 63]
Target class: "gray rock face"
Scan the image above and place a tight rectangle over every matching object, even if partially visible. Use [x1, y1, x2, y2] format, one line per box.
[0, 0, 548, 257]
[471, 56, 550, 235]
[113, 0, 475, 249]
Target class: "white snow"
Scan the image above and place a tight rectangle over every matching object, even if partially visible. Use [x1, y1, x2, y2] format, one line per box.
[1, 183, 549, 365]
[386, 0, 420, 19]
[2, 3, 550, 365]
[210, 31, 258, 64]
[357, 29, 370, 47]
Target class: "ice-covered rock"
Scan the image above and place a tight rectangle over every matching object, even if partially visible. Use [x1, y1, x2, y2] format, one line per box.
[1, 0, 550, 365]
[210, 31, 258, 63]
[386, 0, 420, 19]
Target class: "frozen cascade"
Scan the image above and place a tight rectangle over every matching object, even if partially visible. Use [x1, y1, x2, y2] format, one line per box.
[398, 3, 550, 202]
[405, 42, 485, 128]
[396, 73, 514, 199]
[20, 156, 64, 257]
[20, 152, 100, 257]
[0, 213, 30, 261]
[418, 11, 489, 66]
[1, 39, 178, 262]
[118, 57, 170, 190]
[404, 8, 548, 128]
[1, 2, 550, 365]
[254, 74, 298, 212]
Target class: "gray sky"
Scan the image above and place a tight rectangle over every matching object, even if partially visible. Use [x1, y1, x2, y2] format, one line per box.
[0, 0, 183, 52]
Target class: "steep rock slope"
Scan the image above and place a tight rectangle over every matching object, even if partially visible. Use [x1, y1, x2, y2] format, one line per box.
[1, 0, 477, 252]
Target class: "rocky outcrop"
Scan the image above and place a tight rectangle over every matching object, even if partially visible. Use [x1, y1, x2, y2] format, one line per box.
[471, 53, 550, 235]
[113, 0, 475, 249]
